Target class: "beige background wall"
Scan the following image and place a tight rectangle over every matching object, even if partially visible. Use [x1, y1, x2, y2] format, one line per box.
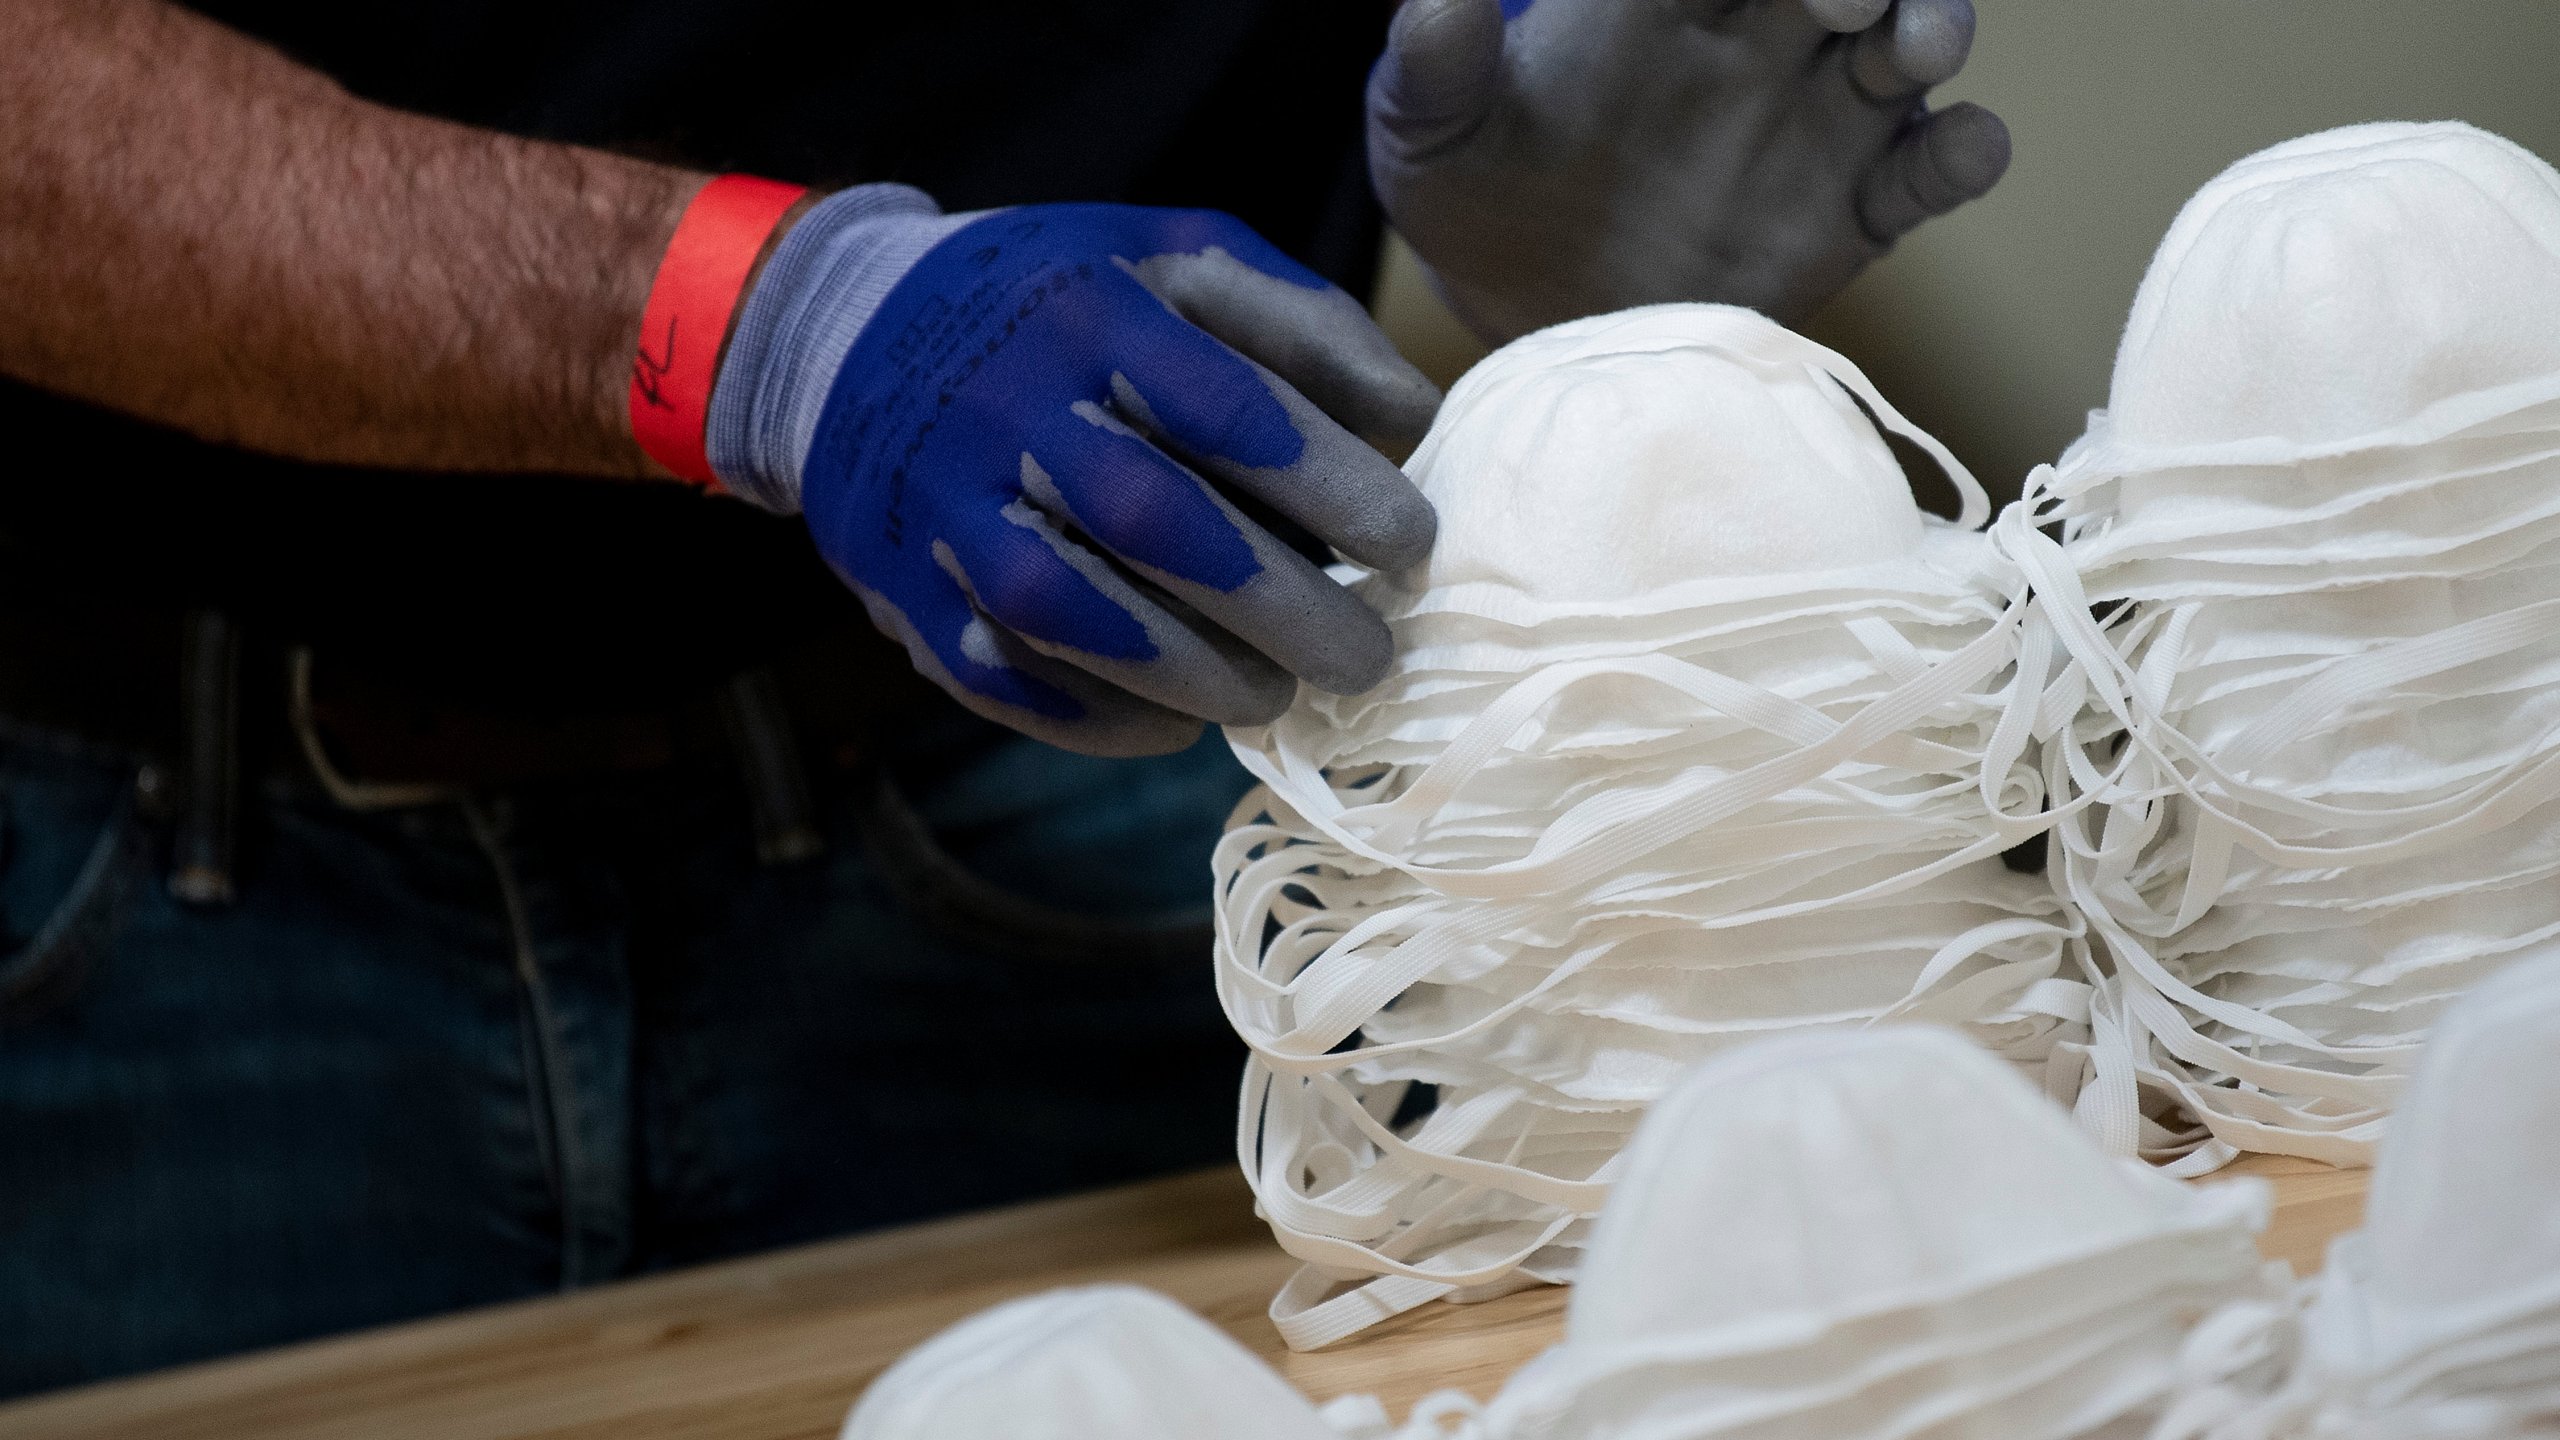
[1373, 2, 2560, 505]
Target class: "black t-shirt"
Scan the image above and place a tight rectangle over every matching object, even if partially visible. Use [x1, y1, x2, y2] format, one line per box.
[0, 2, 1388, 711]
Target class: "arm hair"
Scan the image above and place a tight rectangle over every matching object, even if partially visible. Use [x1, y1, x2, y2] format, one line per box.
[0, 0, 722, 477]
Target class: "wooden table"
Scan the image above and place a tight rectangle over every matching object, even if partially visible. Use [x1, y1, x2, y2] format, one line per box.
[0, 1156, 2367, 1440]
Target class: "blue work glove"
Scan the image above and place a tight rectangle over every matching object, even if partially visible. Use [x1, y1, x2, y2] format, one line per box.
[709, 188, 1442, 757]
[1369, 0, 2012, 339]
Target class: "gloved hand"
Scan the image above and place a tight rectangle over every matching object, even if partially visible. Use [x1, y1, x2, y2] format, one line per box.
[1368, 0, 2012, 340]
[708, 188, 1442, 757]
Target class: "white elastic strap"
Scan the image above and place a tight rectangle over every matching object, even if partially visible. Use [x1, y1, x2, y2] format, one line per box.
[1272, 1268, 1456, 1351]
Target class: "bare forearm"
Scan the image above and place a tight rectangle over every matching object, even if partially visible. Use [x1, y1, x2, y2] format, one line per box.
[0, 0, 706, 476]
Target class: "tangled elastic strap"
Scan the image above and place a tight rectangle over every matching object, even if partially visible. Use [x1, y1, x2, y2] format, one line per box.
[1999, 371, 2560, 1174]
[1215, 333, 2095, 1349]
[1220, 329, 2560, 1346]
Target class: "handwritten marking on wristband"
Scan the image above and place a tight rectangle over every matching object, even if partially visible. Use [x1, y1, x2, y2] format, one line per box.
[628, 175, 809, 485]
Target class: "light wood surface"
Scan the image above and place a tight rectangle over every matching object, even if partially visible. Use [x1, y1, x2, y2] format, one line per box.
[0, 1154, 2364, 1440]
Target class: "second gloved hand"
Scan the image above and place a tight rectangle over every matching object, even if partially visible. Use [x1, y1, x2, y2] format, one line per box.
[1370, 0, 2013, 339]
[708, 188, 1442, 756]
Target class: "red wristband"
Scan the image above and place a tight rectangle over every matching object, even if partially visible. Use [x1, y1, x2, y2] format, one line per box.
[630, 174, 810, 487]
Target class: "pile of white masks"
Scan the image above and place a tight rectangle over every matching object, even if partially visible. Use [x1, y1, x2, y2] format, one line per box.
[833, 1027, 2274, 1440]
[1214, 119, 2560, 1345]
[838, 1280, 1487, 1440]
[1215, 305, 2079, 1349]
[2005, 121, 2560, 1172]
[838, 992, 2560, 1440]
[2158, 947, 2560, 1439]
[836, 1284, 1400, 1440]
[1472, 1024, 2275, 1440]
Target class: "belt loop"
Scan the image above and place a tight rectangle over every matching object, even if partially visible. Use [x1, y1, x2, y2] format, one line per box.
[170, 609, 240, 907]
[286, 648, 458, 811]
[718, 668, 824, 866]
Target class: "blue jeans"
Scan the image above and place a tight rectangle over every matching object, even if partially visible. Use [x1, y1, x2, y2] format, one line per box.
[0, 716, 1253, 1398]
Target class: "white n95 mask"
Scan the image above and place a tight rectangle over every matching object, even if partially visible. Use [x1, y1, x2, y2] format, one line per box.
[840, 1285, 1346, 1440]
[2104, 122, 2560, 457]
[1407, 303, 1932, 601]
[2153, 949, 2560, 1440]
[2295, 947, 2560, 1429]
[1216, 306, 2078, 1349]
[2007, 121, 2560, 1170]
[1477, 1026, 2272, 1440]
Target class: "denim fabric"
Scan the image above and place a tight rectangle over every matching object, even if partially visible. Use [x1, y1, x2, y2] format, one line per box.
[0, 720, 1253, 1398]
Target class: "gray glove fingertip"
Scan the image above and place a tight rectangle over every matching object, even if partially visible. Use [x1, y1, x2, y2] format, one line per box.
[1801, 0, 1891, 33]
[1041, 698, 1207, 758]
[1857, 101, 2010, 241]
[976, 493, 1301, 727]
[1284, 581, 1398, 695]
[858, 587, 1207, 758]
[1347, 360, 1443, 454]
[1846, 19, 1920, 101]
[1133, 515, 1398, 697]
[1325, 631, 1396, 697]
[1149, 252, 1444, 449]
[1302, 313, 1443, 452]
[1891, 0, 1975, 87]
[1372, 0, 1506, 152]
[1272, 402, 1439, 575]
[1926, 100, 2011, 197]
[1021, 412, 1409, 697]
[1102, 310, 1439, 576]
[1019, 616, 1297, 728]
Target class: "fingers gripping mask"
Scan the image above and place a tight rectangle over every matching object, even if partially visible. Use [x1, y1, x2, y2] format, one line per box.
[2012, 123, 2560, 1172]
[1478, 1027, 2272, 1440]
[840, 1286, 1349, 1440]
[1216, 305, 2079, 1350]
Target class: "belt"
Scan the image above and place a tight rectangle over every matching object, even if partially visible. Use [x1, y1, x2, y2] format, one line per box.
[0, 600, 928, 901]
[0, 601, 1210, 968]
